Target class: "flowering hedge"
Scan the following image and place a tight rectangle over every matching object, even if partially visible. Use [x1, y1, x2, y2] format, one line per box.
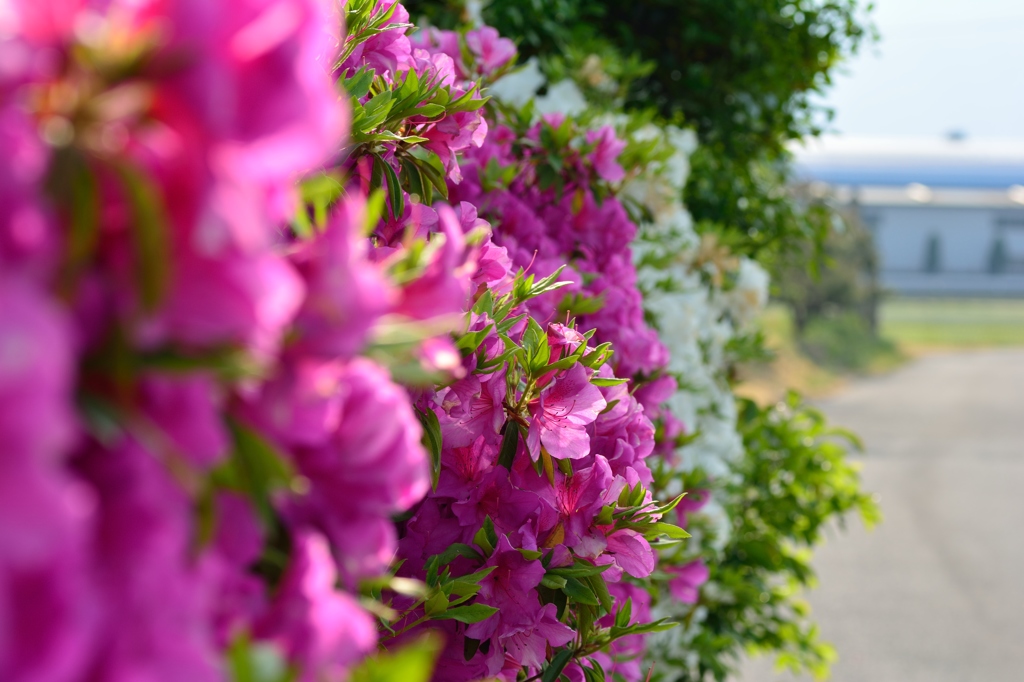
[1, 1, 875, 681]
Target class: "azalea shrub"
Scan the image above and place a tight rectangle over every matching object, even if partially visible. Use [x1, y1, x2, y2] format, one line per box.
[1, 1, 876, 682]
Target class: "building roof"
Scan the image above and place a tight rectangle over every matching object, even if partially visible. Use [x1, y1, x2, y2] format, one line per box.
[791, 135, 1024, 189]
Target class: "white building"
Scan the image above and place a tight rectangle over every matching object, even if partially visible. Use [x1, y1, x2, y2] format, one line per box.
[792, 136, 1024, 296]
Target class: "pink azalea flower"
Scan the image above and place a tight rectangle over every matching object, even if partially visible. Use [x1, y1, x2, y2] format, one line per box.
[291, 196, 395, 360]
[466, 536, 546, 642]
[439, 371, 507, 449]
[586, 126, 627, 184]
[241, 356, 348, 448]
[290, 358, 430, 516]
[0, 107, 57, 283]
[140, 373, 230, 468]
[208, 492, 266, 645]
[157, 249, 306, 359]
[145, 0, 347, 187]
[436, 435, 494, 499]
[393, 204, 478, 321]
[0, 282, 93, 680]
[397, 496, 465, 566]
[550, 456, 612, 547]
[667, 559, 710, 604]
[0, 278, 74, 468]
[465, 26, 516, 76]
[411, 27, 467, 79]
[605, 529, 655, 578]
[77, 439, 222, 682]
[0, 532, 95, 681]
[452, 466, 540, 537]
[256, 531, 377, 680]
[546, 323, 586, 363]
[335, 0, 412, 78]
[526, 364, 606, 461]
[423, 108, 489, 183]
[676, 489, 711, 527]
[592, 372, 655, 481]
[6, 0, 83, 44]
[500, 603, 574, 672]
[417, 336, 466, 379]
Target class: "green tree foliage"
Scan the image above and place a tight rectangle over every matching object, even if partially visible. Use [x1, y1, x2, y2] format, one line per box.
[775, 207, 881, 334]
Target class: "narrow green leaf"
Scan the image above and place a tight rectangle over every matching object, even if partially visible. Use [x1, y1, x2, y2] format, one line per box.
[497, 423, 520, 470]
[562, 576, 599, 606]
[432, 603, 499, 624]
[115, 162, 171, 311]
[434, 543, 484, 566]
[590, 377, 629, 387]
[586, 574, 613, 613]
[542, 649, 575, 682]
[415, 407, 443, 493]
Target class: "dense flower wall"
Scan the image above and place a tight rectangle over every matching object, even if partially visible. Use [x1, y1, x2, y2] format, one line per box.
[0, 1, 694, 680]
[1, 2, 860, 682]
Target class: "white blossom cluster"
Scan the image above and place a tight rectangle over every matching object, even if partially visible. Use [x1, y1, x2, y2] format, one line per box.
[625, 124, 769, 485]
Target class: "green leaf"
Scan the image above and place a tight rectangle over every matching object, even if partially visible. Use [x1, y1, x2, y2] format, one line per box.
[614, 598, 633, 628]
[432, 603, 499, 624]
[521, 317, 551, 372]
[221, 420, 296, 524]
[410, 103, 446, 119]
[644, 522, 691, 540]
[549, 561, 610, 579]
[586, 574, 613, 613]
[350, 634, 442, 682]
[227, 631, 290, 682]
[363, 188, 386, 236]
[353, 91, 393, 133]
[610, 618, 678, 638]
[49, 148, 99, 298]
[590, 377, 628, 387]
[581, 660, 607, 682]
[472, 525, 494, 557]
[456, 324, 493, 354]
[497, 423, 520, 470]
[434, 543, 484, 566]
[415, 407, 443, 493]
[562, 576, 599, 606]
[542, 648, 575, 682]
[400, 156, 432, 205]
[344, 67, 376, 100]
[449, 567, 496, 598]
[424, 591, 449, 616]
[372, 154, 405, 219]
[540, 574, 568, 589]
[408, 147, 450, 200]
[114, 162, 171, 311]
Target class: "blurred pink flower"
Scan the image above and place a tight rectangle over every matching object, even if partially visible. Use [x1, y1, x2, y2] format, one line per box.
[667, 559, 710, 604]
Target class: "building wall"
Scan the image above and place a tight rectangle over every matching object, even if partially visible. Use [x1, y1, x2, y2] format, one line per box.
[859, 205, 1024, 295]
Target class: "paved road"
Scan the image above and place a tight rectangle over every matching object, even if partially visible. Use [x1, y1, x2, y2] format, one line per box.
[739, 349, 1024, 682]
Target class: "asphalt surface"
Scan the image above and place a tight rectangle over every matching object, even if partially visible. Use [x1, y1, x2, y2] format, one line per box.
[739, 349, 1024, 682]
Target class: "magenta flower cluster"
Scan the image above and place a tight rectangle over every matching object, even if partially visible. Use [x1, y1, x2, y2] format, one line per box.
[0, 0, 432, 679]
[1, 1, 709, 681]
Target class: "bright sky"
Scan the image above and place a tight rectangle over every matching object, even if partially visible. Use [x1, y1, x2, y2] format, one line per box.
[823, 0, 1024, 137]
